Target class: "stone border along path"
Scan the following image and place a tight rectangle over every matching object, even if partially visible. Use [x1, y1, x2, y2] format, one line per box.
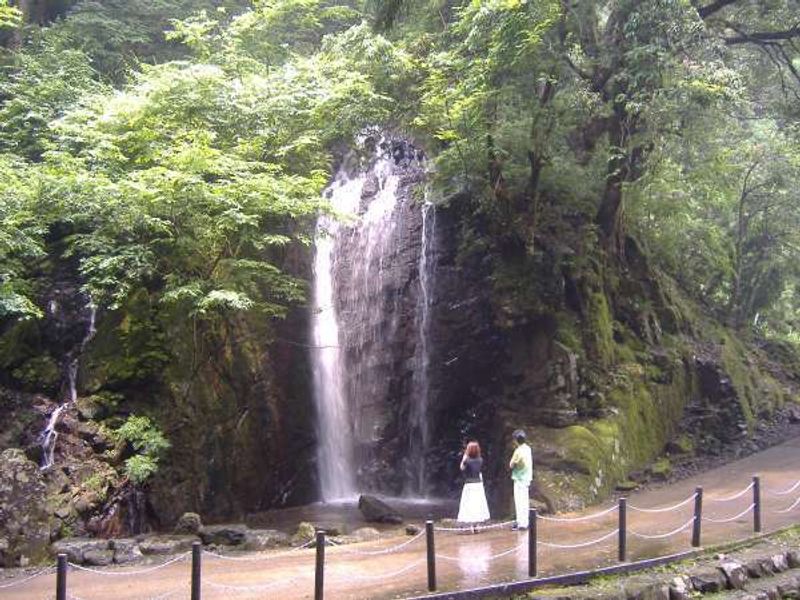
[506, 525, 800, 600]
[3, 436, 800, 599]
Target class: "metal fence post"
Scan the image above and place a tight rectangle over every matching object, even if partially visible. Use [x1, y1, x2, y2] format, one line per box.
[618, 497, 627, 563]
[528, 508, 537, 578]
[753, 475, 762, 533]
[191, 541, 201, 600]
[56, 553, 67, 600]
[315, 530, 326, 600]
[426, 520, 436, 592]
[692, 486, 703, 547]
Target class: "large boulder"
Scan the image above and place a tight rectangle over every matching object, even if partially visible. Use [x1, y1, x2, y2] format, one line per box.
[174, 512, 203, 536]
[139, 535, 198, 555]
[52, 538, 110, 564]
[243, 529, 291, 551]
[110, 538, 141, 564]
[357, 495, 403, 524]
[0, 449, 51, 566]
[199, 524, 248, 546]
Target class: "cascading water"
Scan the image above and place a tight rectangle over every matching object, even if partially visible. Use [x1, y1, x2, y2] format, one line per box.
[311, 137, 431, 500]
[311, 175, 361, 501]
[40, 298, 97, 469]
[408, 201, 436, 495]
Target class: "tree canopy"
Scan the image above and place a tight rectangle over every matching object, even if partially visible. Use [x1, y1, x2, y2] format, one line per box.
[1, 0, 800, 344]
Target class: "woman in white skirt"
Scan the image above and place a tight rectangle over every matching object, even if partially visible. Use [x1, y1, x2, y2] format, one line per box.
[457, 441, 490, 532]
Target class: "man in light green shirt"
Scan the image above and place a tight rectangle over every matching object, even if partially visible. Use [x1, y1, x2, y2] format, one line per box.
[509, 429, 533, 530]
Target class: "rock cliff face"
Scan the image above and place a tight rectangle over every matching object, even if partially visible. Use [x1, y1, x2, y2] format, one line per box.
[0, 449, 50, 566]
[412, 196, 796, 512]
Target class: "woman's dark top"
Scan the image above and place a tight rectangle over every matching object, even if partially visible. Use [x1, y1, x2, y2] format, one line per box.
[462, 457, 483, 483]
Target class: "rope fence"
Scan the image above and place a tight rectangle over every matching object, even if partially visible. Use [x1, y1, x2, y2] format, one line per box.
[537, 504, 618, 522]
[538, 528, 620, 549]
[9, 472, 800, 600]
[702, 503, 756, 523]
[628, 493, 697, 513]
[629, 517, 695, 540]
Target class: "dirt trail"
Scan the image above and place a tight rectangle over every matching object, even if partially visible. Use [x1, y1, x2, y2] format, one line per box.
[4, 437, 800, 600]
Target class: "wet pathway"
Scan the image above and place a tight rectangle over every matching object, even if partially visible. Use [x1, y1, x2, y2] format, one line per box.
[4, 437, 800, 599]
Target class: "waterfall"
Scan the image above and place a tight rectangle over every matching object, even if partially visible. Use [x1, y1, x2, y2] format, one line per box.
[40, 297, 97, 469]
[311, 174, 360, 501]
[311, 138, 430, 500]
[408, 201, 436, 495]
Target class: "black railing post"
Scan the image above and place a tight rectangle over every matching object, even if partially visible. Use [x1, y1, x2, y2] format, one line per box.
[191, 541, 201, 600]
[753, 475, 762, 533]
[528, 508, 537, 578]
[426, 520, 436, 592]
[618, 497, 627, 563]
[56, 553, 67, 600]
[692, 486, 703, 548]
[315, 530, 326, 600]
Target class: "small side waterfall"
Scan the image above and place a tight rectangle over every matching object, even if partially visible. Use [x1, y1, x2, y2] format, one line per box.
[311, 137, 430, 500]
[408, 202, 436, 495]
[40, 297, 97, 469]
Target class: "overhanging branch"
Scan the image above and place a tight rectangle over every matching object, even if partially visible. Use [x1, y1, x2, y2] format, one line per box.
[725, 24, 800, 45]
[696, 0, 740, 19]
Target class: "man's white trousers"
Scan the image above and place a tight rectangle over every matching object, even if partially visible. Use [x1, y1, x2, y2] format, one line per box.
[513, 481, 530, 527]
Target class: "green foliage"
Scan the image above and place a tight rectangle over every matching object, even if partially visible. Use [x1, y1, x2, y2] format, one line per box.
[0, 0, 21, 30]
[114, 415, 170, 485]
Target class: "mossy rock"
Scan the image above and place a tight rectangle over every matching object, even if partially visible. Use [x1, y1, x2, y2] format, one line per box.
[615, 480, 639, 492]
[291, 521, 316, 546]
[665, 434, 694, 456]
[649, 458, 672, 480]
[10, 356, 60, 391]
[584, 290, 615, 367]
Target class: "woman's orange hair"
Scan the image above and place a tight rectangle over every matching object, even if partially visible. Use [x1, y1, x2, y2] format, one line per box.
[466, 441, 481, 459]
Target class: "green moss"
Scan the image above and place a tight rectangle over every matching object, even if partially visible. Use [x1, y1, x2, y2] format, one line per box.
[584, 291, 615, 367]
[669, 433, 694, 454]
[11, 355, 60, 389]
[650, 457, 672, 479]
[539, 359, 692, 506]
[715, 330, 784, 429]
[555, 313, 583, 356]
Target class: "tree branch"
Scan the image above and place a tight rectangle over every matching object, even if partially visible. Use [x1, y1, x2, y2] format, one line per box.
[696, 0, 740, 19]
[724, 24, 800, 45]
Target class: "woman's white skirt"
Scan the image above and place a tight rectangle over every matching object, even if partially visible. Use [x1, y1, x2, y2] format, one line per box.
[457, 481, 491, 523]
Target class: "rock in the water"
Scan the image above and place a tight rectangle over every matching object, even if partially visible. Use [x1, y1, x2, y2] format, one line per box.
[243, 529, 291, 551]
[110, 539, 141, 564]
[200, 524, 248, 546]
[139, 535, 198, 555]
[174, 512, 203, 536]
[83, 548, 114, 566]
[358, 495, 403, 524]
[0, 449, 50, 567]
[51, 538, 111, 564]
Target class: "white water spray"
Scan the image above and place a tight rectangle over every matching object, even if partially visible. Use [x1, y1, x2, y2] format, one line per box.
[40, 299, 97, 469]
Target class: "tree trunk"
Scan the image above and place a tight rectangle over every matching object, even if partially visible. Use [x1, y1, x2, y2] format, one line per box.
[596, 109, 628, 255]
